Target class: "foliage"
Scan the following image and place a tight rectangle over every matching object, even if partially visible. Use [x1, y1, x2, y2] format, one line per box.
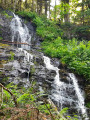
[42, 37, 90, 80]
[1, 11, 12, 19]
[75, 25, 90, 40]
[86, 102, 90, 108]
[9, 51, 15, 61]
[0, 81, 79, 120]
[17, 11, 63, 41]
[0, 36, 3, 40]
[17, 11, 37, 20]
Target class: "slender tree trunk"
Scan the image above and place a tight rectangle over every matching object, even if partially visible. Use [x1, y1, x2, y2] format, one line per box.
[14, 0, 17, 12]
[39, 0, 42, 15]
[20, 0, 22, 11]
[88, 1, 90, 9]
[11, 0, 13, 4]
[45, 0, 47, 17]
[25, 0, 28, 9]
[49, 0, 50, 18]
[31, 0, 34, 11]
[63, 0, 69, 23]
[82, 0, 84, 25]
[1, 0, 4, 8]
[37, 0, 38, 13]
[11, 0, 14, 10]
[54, 0, 56, 21]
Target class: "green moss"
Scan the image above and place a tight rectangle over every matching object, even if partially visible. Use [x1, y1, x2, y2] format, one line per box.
[24, 19, 28, 24]
[9, 51, 15, 61]
[2, 77, 9, 82]
[1, 11, 12, 19]
[0, 36, 3, 40]
[86, 102, 90, 108]
[30, 65, 35, 75]
[34, 61, 39, 66]
[0, 71, 3, 75]
[0, 43, 9, 48]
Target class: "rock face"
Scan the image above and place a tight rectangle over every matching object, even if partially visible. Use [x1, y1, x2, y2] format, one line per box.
[0, 44, 59, 103]
[0, 10, 12, 41]
[0, 45, 29, 86]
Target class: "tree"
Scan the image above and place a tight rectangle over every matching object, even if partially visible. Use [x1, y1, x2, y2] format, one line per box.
[45, 0, 48, 16]
[61, 0, 70, 22]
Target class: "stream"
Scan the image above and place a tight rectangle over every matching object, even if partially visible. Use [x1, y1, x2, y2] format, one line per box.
[10, 14, 89, 120]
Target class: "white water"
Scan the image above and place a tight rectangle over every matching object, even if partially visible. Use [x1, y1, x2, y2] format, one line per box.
[69, 73, 88, 119]
[10, 14, 33, 88]
[43, 56, 89, 119]
[10, 14, 31, 50]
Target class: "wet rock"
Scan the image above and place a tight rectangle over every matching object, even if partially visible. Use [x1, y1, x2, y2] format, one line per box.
[34, 56, 44, 66]
[0, 13, 11, 41]
[51, 58, 60, 67]
[10, 70, 19, 77]
[60, 77, 70, 84]
[4, 64, 12, 71]
[46, 70, 56, 82]
[85, 85, 90, 104]
[0, 55, 10, 60]
[59, 69, 68, 76]
[20, 71, 28, 78]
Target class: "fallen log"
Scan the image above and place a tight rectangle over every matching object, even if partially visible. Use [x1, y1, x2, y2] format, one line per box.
[1, 39, 32, 46]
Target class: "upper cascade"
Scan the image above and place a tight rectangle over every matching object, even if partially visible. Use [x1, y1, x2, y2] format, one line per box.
[10, 14, 31, 50]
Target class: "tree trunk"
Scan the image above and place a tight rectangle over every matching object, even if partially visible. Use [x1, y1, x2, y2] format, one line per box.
[39, 0, 42, 15]
[37, 0, 39, 13]
[14, 0, 17, 12]
[54, 0, 56, 21]
[82, 0, 84, 25]
[45, 0, 47, 17]
[25, 0, 28, 9]
[87, 0, 90, 9]
[63, 0, 69, 23]
[31, 0, 34, 11]
[49, 0, 50, 18]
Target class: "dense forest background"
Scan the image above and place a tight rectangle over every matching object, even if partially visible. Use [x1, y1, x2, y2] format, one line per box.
[0, 0, 90, 40]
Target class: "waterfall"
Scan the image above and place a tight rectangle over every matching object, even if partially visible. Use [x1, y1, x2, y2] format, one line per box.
[69, 73, 88, 119]
[43, 56, 89, 119]
[10, 14, 33, 87]
[10, 14, 89, 119]
[10, 14, 31, 50]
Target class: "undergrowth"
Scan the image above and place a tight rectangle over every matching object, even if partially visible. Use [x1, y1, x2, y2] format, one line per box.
[0, 82, 78, 120]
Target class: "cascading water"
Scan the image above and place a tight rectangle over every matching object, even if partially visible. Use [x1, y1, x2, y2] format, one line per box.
[10, 14, 89, 119]
[10, 14, 33, 87]
[10, 13, 31, 50]
[69, 73, 88, 119]
[43, 56, 89, 120]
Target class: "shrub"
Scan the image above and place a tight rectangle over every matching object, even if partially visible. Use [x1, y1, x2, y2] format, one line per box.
[42, 37, 90, 80]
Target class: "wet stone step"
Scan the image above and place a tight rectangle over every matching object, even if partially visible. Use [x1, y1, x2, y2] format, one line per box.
[0, 55, 11, 60]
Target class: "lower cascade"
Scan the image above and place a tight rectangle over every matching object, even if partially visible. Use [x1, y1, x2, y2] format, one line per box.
[9, 14, 89, 119]
[43, 56, 89, 120]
